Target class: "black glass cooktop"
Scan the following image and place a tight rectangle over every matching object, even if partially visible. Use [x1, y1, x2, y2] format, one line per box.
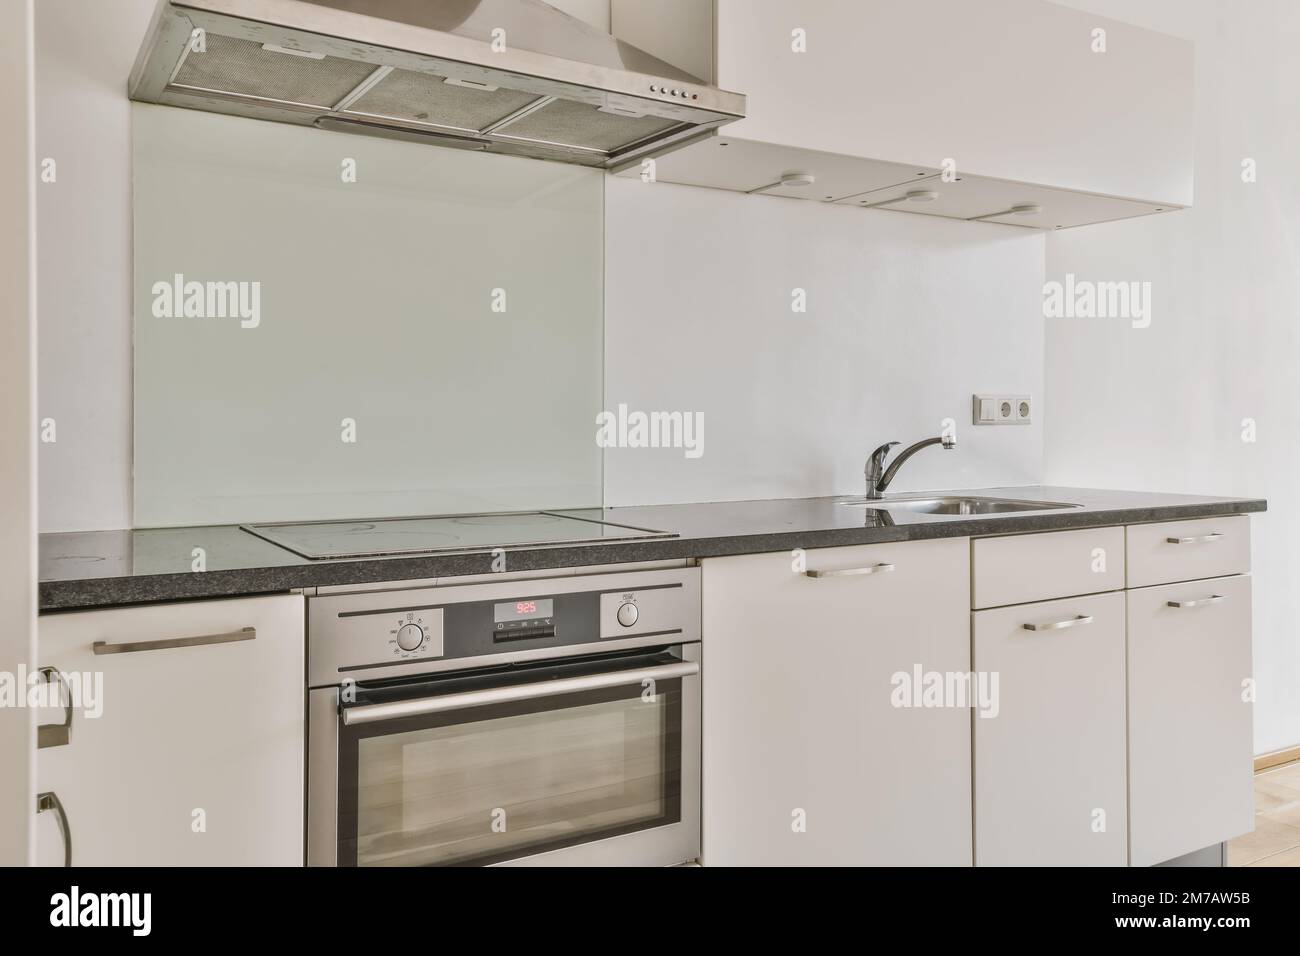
[241, 511, 675, 560]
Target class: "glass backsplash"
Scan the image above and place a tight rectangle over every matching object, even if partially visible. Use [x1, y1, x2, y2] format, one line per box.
[131, 103, 603, 527]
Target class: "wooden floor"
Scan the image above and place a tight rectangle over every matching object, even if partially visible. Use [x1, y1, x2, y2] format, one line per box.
[1227, 760, 1300, 866]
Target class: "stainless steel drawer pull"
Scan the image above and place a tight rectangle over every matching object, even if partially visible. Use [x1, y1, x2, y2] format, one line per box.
[342, 659, 700, 726]
[805, 563, 895, 579]
[1167, 595, 1225, 609]
[1023, 614, 1094, 632]
[36, 666, 73, 749]
[36, 791, 71, 867]
[92, 626, 256, 655]
[1166, 532, 1224, 544]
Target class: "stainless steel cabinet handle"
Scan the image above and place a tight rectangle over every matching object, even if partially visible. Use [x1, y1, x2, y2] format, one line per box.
[36, 667, 72, 749]
[1167, 595, 1226, 609]
[36, 792, 71, 867]
[1166, 532, 1224, 544]
[342, 659, 700, 726]
[1023, 614, 1094, 632]
[93, 626, 255, 655]
[804, 563, 895, 578]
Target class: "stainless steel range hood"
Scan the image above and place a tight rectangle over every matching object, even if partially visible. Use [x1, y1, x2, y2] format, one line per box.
[128, 0, 745, 169]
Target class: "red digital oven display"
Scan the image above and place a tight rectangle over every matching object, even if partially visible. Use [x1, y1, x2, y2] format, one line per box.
[493, 598, 554, 623]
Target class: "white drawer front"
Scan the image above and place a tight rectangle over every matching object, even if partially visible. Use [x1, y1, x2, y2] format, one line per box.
[1126, 516, 1250, 588]
[972, 526, 1125, 609]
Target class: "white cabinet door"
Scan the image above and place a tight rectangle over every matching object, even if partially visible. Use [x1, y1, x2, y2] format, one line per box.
[701, 538, 971, 866]
[1128, 575, 1254, 866]
[35, 594, 304, 866]
[973, 591, 1128, 866]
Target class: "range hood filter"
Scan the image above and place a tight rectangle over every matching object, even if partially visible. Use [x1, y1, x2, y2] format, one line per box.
[171, 32, 377, 108]
[346, 67, 541, 131]
[490, 97, 682, 153]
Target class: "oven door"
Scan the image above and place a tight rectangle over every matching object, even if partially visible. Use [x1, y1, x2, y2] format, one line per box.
[308, 646, 700, 867]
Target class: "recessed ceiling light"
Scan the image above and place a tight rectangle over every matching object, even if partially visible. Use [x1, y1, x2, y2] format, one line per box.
[779, 171, 815, 188]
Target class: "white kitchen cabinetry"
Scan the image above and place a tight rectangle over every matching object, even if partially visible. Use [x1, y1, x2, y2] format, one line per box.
[699, 512, 1255, 867]
[973, 592, 1128, 866]
[1127, 575, 1254, 867]
[35, 594, 304, 866]
[701, 537, 971, 865]
[619, 0, 1193, 229]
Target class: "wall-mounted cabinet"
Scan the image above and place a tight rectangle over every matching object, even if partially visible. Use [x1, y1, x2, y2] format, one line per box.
[615, 0, 1194, 230]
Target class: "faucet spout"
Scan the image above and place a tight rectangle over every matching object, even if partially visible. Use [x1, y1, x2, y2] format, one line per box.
[865, 433, 956, 498]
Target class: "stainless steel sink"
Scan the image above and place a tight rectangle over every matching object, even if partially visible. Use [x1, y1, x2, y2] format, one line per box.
[840, 495, 1082, 515]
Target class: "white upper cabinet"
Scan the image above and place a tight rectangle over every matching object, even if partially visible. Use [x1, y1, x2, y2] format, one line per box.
[617, 0, 1194, 229]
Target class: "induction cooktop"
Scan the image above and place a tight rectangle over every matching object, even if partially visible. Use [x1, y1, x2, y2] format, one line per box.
[241, 510, 676, 560]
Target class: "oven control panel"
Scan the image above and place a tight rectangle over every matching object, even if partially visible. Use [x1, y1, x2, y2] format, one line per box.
[307, 567, 701, 686]
[386, 610, 445, 660]
[598, 585, 687, 639]
[493, 598, 556, 642]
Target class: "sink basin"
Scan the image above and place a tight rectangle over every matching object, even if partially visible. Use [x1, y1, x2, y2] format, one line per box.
[840, 495, 1082, 516]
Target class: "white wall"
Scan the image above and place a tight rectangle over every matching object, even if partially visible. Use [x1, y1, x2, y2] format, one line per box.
[0, 0, 37, 867]
[1046, 0, 1300, 753]
[603, 177, 1045, 504]
[35, 0, 154, 531]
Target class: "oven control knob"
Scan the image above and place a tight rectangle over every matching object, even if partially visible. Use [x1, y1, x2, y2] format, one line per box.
[395, 622, 425, 651]
[616, 602, 639, 627]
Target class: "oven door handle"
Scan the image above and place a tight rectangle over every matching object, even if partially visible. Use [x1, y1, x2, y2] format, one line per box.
[341, 659, 700, 726]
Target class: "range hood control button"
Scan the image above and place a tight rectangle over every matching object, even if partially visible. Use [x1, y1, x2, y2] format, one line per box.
[396, 623, 425, 651]
[616, 602, 639, 628]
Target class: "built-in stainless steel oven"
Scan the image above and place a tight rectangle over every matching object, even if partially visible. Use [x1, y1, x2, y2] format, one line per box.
[307, 567, 700, 866]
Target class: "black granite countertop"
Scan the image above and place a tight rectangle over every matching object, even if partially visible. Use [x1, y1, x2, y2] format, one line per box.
[39, 486, 1266, 611]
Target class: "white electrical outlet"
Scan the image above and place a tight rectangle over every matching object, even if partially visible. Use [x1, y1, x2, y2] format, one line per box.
[973, 394, 1031, 425]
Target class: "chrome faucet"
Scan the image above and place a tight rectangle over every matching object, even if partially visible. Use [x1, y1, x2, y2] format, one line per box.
[865, 433, 956, 499]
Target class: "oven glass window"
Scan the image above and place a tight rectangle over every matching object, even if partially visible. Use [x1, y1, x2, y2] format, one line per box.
[339, 681, 682, 866]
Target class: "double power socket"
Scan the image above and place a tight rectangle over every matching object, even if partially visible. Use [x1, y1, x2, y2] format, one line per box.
[972, 394, 1032, 426]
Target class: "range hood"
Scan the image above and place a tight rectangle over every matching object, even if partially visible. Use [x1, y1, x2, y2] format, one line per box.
[128, 0, 746, 169]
